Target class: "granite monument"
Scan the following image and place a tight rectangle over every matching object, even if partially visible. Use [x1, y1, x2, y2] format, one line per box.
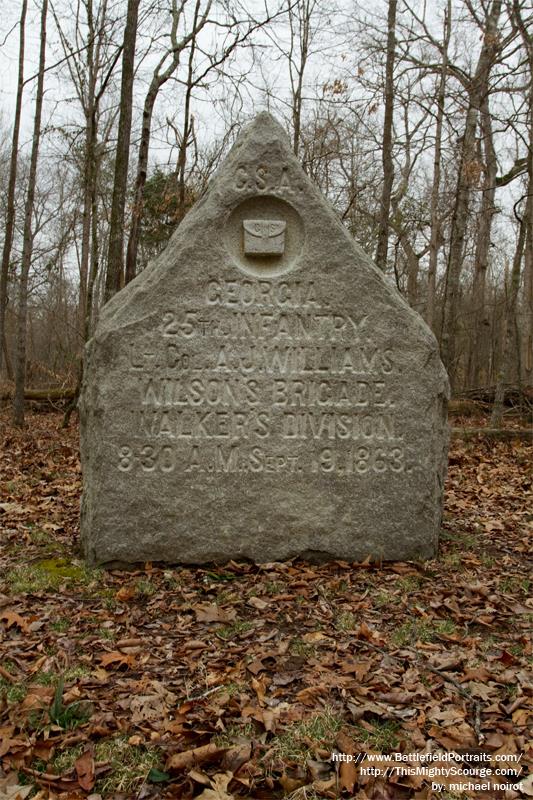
[80, 112, 449, 566]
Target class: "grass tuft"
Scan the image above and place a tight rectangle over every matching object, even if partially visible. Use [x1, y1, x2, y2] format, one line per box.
[356, 719, 399, 751]
[216, 620, 253, 640]
[392, 619, 457, 646]
[5, 559, 101, 594]
[265, 709, 343, 764]
[94, 737, 163, 795]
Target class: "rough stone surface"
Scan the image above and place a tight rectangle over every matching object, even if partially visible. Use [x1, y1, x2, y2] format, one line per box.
[80, 112, 449, 567]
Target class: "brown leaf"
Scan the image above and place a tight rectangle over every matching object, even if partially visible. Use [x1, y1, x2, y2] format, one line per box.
[253, 708, 277, 732]
[182, 639, 209, 651]
[357, 621, 381, 642]
[115, 586, 136, 601]
[188, 769, 212, 787]
[75, 749, 95, 791]
[166, 743, 227, 771]
[302, 631, 330, 643]
[339, 759, 357, 794]
[335, 732, 356, 755]
[194, 604, 236, 623]
[100, 651, 136, 669]
[296, 684, 328, 704]
[311, 777, 337, 795]
[247, 596, 269, 610]
[196, 772, 234, 800]
[0, 611, 30, 633]
[376, 691, 416, 705]
[222, 743, 251, 773]
[427, 722, 477, 749]
[516, 774, 533, 797]
[246, 659, 265, 675]
[251, 676, 266, 705]
[279, 767, 307, 794]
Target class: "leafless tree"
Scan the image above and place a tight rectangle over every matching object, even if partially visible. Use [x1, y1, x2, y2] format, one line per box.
[104, 0, 140, 302]
[13, 0, 48, 426]
[374, 0, 397, 271]
[440, 0, 504, 389]
[426, 0, 451, 332]
[0, 0, 27, 379]
[125, 0, 213, 285]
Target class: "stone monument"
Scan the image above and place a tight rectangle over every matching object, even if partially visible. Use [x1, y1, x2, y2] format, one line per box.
[80, 112, 449, 566]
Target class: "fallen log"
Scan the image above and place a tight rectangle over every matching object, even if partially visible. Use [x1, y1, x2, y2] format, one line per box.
[458, 385, 533, 409]
[451, 427, 532, 442]
[0, 387, 76, 402]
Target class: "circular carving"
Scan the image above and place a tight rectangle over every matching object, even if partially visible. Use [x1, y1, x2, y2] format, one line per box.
[224, 195, 304, 277]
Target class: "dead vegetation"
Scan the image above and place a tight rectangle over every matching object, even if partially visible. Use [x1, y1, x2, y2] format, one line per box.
[0, 409, 531, 799]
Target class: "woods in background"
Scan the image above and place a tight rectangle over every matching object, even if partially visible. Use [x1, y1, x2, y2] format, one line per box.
[0, 0, 531, 426]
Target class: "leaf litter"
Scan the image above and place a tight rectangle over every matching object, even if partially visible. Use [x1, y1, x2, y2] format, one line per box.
[0, 408, 531, 799]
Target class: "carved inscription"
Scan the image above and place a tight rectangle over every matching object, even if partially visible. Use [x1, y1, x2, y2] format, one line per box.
[119, 277, 409, 476]
[234, 163, 304, 195]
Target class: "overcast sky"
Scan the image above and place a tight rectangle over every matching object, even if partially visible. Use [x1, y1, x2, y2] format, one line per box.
[0, 0, 355, 151]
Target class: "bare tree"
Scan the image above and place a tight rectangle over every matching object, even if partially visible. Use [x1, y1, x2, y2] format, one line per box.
[288, 0, 318, 156]
[126, 0, 286, 281]
[374, 0, 397, 271]
[13, 0, 48, 427]
[440, 0, 504, 389]
[491, 206, 525, 425]
[104, 0, 140, 302]
[469, 93, 497, 387]
[125, 0, 213, 285]
[512, 0, 533, 389]
[0, 0, 27, 379]
[52, 0, 122, 340]
[426, 0, 451, 331]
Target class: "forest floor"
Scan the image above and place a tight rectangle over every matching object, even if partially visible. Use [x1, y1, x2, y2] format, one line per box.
[0, 407, 531, 800]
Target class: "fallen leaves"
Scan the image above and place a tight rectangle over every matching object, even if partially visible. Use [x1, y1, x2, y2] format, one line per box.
[0, 409, 531, 799]
[0, 773, 32, 800]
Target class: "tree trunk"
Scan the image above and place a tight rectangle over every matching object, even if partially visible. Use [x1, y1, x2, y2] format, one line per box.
[440, 0, 502, 390]
[405, 240, 420, 308]
[426, 0, 450, 332]
[86, 153, 101, 342]
[13, 0, 48, 428]
[469, 96, 497, 387]
[513, 0, 533, 389]
[289, 0, 313, 158]
[375, 0, 397, 271]
[125, 84, 157, 285]
[522, 190, 533, 389]
[176, 3, 202, 213]
[125, 0, 209, 283]
[78, 0, 98, 343]
[490, 217, 525, 426]
[104, 0, 140, 303]
[0, 0, 27, 378]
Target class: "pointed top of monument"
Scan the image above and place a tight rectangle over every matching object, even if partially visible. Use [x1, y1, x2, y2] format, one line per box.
[221, 111, 294, 177]
[238, 111, 290, 142]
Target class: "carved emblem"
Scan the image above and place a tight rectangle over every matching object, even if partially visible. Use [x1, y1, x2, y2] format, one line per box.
[243, 219, 286, 256]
